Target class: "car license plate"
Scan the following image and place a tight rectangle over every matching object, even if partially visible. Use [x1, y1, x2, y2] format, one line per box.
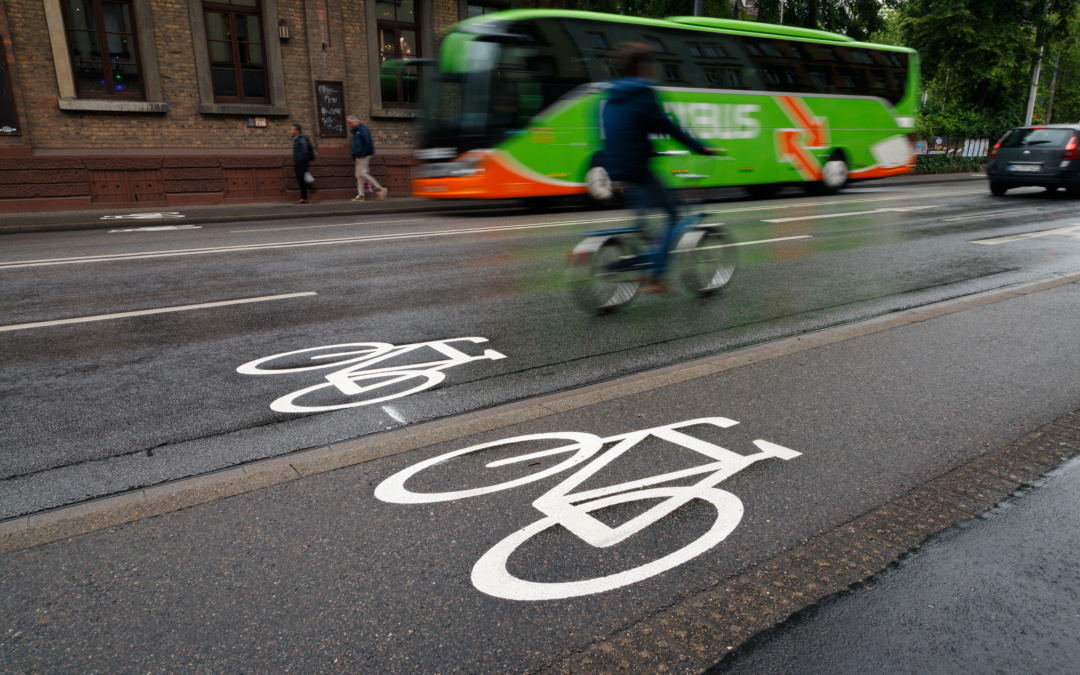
[1009, 164, 1041, 172]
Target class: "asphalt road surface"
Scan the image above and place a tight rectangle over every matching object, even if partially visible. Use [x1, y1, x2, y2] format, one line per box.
[3, 181, 1080, 519]
[3, 179, 1080, 673]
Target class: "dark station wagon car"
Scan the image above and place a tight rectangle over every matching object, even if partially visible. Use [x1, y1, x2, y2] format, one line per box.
[987, 124, 1080, 196]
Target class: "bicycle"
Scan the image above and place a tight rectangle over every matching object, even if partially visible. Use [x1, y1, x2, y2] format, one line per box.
[236, 338, 507, 413]
[567, 152, 738, 314]
[374, 416, 800, 601]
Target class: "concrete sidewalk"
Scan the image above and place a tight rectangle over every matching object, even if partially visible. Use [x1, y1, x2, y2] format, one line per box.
[4, 265, 1073, 675]
[0, 172, 988, 236]
[714, 456, 1080, 674]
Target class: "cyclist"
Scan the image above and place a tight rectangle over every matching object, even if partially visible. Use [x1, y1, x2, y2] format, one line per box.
[601, 43, 718, 293]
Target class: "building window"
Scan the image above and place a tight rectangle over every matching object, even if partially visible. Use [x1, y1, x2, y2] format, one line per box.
[62, 0, 143, 98]
[204, 0, 268, 101]
[376, 0, 420, 106]
[468, 1, 508, 17]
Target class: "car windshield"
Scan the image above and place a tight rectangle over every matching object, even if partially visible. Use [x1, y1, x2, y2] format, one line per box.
[1001, 128, 1073, 148]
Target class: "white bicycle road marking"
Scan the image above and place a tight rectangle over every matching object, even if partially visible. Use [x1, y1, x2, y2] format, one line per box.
[237, 338, 507, 413]
[100, 212, 186, 220]
[375, 417, 800, 601]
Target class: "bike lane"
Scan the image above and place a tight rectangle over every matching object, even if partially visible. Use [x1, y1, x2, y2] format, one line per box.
[3, 275, 1080, 673]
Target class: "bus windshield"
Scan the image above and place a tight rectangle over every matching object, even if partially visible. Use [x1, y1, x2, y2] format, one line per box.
[421, 33, 591, 155]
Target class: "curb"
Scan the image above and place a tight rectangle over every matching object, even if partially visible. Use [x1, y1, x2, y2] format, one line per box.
[0, 198, 495, 236]
[2, 270, 1076, 556]
[543, 413, 1080, 675]
[0, 174, 986, 236]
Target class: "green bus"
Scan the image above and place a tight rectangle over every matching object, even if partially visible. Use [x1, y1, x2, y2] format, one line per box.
[410, 10, 918, 202]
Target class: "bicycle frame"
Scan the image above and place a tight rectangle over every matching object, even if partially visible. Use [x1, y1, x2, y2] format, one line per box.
[499, 418, 798, 548]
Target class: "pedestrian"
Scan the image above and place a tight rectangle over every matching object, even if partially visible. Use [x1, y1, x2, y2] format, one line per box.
[347, 115, 387, 201]
[290, 123, 316, 204]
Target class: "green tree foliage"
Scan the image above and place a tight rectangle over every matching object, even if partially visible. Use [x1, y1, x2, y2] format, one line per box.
[898, 0, 1079, 113]
[578, 0, 734, 19]
[752, 0, 885, 40]
[1037, 11, 1080, 123]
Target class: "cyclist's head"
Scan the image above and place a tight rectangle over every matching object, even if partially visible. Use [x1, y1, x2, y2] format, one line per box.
[615, 43, 658, 79]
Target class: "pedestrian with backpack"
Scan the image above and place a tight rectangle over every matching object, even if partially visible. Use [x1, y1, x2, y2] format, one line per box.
[347, 115, 387, 201]
[290, 123, 316, 204]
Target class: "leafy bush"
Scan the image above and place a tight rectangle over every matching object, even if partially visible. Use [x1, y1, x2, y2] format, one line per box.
[916, 102, 1023, 145]
[914, 155, 985, 174]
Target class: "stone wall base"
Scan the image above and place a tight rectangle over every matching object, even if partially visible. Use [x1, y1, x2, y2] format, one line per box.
[0, 147, 414, 212]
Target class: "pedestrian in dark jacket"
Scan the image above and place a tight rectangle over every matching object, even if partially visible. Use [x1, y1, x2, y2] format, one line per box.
[601, 43, 715, 291]
[291, 123, 316, 203]
[347, 115, 386, 201]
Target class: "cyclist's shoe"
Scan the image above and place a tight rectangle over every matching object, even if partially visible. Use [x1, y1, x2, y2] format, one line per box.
[638, 277, 674, 295]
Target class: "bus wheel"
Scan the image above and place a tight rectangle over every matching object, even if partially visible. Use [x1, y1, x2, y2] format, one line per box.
[815, 152, 849, 195]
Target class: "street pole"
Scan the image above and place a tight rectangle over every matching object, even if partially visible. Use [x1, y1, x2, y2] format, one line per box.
[694, 0, 702, 17]
[1045, 49, 1061, 124]
[1024, 46, 1043, 126]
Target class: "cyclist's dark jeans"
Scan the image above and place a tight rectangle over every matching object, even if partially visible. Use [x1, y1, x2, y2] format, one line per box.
[623, 170, 680, 278]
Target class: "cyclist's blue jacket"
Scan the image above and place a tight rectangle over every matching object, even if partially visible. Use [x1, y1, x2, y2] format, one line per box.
[600, 77, 709, 182]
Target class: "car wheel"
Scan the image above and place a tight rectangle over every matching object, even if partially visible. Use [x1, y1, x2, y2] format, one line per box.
[990, 182, 1008, 196]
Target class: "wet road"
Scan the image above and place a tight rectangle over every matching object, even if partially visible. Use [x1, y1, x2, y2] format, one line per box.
[2, 181, 1080, 519]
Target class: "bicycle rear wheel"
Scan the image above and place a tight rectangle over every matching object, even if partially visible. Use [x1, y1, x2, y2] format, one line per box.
[567, 236, 641, 314]
[675, 225, 737, 297]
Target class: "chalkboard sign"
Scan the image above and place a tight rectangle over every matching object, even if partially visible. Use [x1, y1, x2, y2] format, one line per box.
[0, 41, 19, 135]
[316, 81, 346, 138]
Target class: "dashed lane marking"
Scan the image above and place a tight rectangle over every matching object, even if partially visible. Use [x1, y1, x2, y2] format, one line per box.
[972, 224, 1080, 245]
[941, 208, 1036, 222]
[762, 205, 938, 223]
[234, 218, 424, 233]
[0, 189, 984, 270]
[0, 292, 317, 332]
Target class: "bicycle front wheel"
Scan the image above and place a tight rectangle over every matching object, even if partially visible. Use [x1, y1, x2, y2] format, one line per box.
[269, 369, 445, 412]
[470, 486, 744, 601]
[675, 225, 737, 297]
[567, 236, 640, 314]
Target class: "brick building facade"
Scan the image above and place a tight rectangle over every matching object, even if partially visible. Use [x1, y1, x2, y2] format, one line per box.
[0, 0, 569, 211]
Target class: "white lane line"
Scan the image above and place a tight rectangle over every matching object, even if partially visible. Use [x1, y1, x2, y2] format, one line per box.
[1, 190, 985, 271]
[235, 218, 424, 233]
[762, 205, 938, 223]
[673, 235, 812, 253]
[0, 292, 317, 332]
[972, 224, 1080, 245]
[942, 208, 1036, 222]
